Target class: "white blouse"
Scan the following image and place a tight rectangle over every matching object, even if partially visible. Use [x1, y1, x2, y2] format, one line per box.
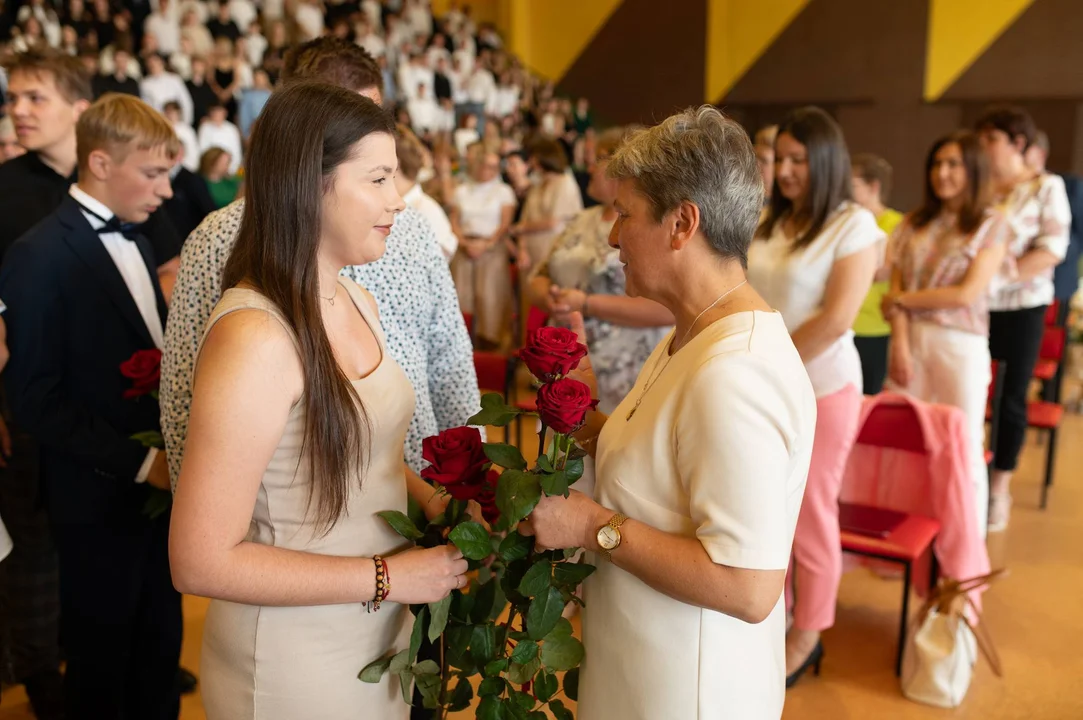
[451, 179, 516, 239]
[746, 201, 883, 397]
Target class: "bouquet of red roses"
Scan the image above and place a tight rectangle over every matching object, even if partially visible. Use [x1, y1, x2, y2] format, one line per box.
[362, 327, 598, 719]
[120, 349, 171, 518]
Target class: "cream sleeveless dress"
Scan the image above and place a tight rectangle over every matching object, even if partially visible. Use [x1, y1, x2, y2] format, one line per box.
[197, 280, 415, 720]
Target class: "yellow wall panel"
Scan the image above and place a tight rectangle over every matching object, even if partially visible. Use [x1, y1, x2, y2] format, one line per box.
[924, 0, 1036, 101]
[705, 0, 809, 102]
[505, 0, 624, 81]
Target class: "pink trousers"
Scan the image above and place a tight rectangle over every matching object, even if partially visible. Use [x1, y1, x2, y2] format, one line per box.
[786, 384, 863, 632]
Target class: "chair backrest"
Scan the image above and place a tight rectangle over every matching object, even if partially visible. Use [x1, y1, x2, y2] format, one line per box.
[473, 351, 512, 395]
[1045, 300, 1060, 326]
[855, 401, 927, 455]
[524, 307, 549, 340]
[1039, 326, 1067, 362]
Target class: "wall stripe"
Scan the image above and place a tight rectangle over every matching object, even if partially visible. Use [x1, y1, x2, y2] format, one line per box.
[924, 0, 1037, 101]
[506, 0, 624, 82]
[705, 0, 810, 102]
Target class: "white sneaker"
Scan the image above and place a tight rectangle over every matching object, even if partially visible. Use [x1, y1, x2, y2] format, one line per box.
[988, 493, 1013, 533]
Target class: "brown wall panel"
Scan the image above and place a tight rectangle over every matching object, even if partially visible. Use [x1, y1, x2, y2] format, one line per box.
[556, 0, 707, 126]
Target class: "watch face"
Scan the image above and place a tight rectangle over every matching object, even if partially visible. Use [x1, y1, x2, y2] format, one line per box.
[597, 524, 620, 550]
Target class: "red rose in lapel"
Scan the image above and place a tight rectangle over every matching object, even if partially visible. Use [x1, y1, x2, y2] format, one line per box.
[120, 349, 162, 399]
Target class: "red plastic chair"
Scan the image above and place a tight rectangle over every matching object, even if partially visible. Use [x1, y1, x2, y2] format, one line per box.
[1044, 300, 1061, 326]
[473, 351, 515, 443]
[1032, 326, 1065, 382]
[838, 401, 941, 676]
[1028, 399, 1064, 510]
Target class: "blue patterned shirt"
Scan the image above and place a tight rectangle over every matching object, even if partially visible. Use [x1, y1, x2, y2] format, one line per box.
[160, 200, 479, 485]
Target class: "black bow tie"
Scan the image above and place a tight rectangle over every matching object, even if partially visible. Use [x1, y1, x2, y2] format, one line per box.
[76, 202, 140, 241]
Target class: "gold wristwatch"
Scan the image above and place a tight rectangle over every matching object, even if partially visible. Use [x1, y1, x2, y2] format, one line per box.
[596, 513, 628, 561]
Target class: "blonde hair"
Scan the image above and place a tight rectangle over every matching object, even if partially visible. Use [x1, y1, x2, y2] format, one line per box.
[76, 93, 180, 172]
[754, 124, 778, 149]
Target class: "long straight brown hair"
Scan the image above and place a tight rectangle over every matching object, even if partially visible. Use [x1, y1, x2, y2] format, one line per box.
[910, 130, 991, 235]
[223, 81, 396, 532]
[756, 106, 853, 251]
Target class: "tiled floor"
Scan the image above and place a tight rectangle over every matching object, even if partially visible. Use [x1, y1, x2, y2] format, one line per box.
[3, 408, 1080, 719]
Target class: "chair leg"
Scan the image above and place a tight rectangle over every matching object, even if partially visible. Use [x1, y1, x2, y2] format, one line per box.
[897, 561, 912, 677]
[928, 547, 939, 594]
[1041, 427, 1057, 509]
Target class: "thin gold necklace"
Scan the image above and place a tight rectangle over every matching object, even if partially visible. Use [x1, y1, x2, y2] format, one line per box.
[626, 279, 747, 420]
[321, 285, 338, 306]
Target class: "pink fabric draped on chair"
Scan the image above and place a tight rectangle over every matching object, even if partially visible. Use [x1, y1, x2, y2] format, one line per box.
[841, 392, 992, 608]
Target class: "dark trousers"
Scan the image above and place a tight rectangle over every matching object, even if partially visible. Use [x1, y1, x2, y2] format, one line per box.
[0, 418, 62, 684]
[53, 511, 182, 720]
[988, 306, 1048, 472]
[854, 334, 890, 396]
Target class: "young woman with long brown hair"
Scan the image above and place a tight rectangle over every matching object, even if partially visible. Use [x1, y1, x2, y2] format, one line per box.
[746, 107, 882, 686]
[169, 82, 468, 720]
[884, 130, 1010, 537]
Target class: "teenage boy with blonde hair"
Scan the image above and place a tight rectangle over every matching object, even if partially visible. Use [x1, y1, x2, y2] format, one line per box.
[0, 93, 183, 720]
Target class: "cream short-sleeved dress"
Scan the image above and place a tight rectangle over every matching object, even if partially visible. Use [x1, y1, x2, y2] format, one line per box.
[579, 311, 817, 720]
[197, 280, 415, 720]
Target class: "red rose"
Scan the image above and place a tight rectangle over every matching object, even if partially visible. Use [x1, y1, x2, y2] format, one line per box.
[475, 470, 500, 524]
[421, 427, 489, 501]
[120, 349, 162, 399]
[536, 378, 598, 435]
[518, 327, 588, 382]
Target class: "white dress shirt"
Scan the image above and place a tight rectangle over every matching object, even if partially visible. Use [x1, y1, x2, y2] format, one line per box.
[140, 71, 194, 125]
[145, 12, 182, 55]
[198, 120, 244, 174]
[69, 185, 164, 481]
[173, 121, 201, 172]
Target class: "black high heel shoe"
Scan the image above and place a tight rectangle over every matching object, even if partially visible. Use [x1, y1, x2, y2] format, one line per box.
[785, 641, 824, 689]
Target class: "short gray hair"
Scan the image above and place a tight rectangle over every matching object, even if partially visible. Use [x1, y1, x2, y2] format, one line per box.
[608, 106, 763, 266]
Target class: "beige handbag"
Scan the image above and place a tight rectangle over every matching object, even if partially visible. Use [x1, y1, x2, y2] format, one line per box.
[901, 570, 1004, 708]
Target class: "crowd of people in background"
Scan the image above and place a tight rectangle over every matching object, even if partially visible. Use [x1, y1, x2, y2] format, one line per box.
[0, 0, 1080, 718]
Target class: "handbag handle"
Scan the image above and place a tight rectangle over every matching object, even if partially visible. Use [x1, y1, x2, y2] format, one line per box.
[916, 569, 1007, 677]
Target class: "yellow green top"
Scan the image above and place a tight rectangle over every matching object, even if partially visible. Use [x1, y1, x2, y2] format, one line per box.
[853, 208, 905, 337]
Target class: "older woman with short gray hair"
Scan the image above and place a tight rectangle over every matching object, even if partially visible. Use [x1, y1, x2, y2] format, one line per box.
[520, 106, 817, 719]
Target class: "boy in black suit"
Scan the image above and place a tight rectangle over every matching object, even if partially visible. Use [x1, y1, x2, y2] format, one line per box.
[0, 93, 182, 720]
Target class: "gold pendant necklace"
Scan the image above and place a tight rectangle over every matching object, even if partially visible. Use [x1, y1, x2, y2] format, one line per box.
[625, 280, 746, 420]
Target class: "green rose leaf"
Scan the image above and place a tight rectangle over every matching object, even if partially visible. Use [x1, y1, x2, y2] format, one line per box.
[408, 606, 428, 660]
[509, 638, 538, 666]
[377, 510, 424, 541]
[526, 586, 564, 640]
[489, 577, 508, 622]
[448, 677, 474, 711]
[550, 699, 574, 720]
[540, 633, 584, 672]
[511, 689, 536, 711]
[499, 531, 534, 563]
[535, 671, 559, 703]
[444, 623, 473, 666]
[496, 470, 542, 524]
[484, 658, 509, 677]
[357, 656, 390, 683]
[507, 654, 540, 685]
[470, 624, 498, 665]
[484, 442, 528, 471]
[518, 559, 552, 598]
[478, 676, 506, 697]
[477, 695, 504, 720]
[470, 577, 499, 624]
[536, 454, 555, 473]
[553, 561, 595, 587]
[505, 701, 532, 720]
[539, 471, 569, 497]
[548, 618, 573, 639]
[469, 392, 521, 427]
[397, 668, 413, 704]
[415, 671, 442, 709]
[413, 659, 440, 675]
[449, 521, 493, 560]
[451, 589, 476, 623]
[564, 455, 585, 485]
[132, 430, 164, 448]
[427, 595, 452, 644]
[563, 667, 580, 701]
[389, 649, 412, 676]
